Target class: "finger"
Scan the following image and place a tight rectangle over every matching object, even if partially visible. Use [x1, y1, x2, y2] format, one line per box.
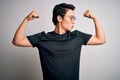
[83, 12, 87, 17]
[83, 12, 89, 17]
[84, 10, 91, 17]
[33, 11, 39, 18]
[83, 10, 88, 16]
[32, 15, 39, 18]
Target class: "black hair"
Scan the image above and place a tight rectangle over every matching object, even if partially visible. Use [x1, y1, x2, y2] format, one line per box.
[52, 3, 75, 25]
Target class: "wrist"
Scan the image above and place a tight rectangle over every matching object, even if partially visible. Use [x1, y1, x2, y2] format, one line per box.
[92, 16, 98, 20]
[92, 15, 96, 19]
[24, 17, 29, 22]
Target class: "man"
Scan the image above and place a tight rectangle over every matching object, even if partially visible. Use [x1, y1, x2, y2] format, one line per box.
[12, 3, 106, 80]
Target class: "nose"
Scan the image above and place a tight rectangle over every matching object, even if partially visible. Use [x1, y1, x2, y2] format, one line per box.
[72, 20, 75, 24]
[71, 17, 76, 24]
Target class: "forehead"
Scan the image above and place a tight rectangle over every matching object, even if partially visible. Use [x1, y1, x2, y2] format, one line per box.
[65, 9, 75, 16]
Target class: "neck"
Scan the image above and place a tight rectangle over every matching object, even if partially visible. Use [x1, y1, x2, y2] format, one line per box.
[54, 24, 67, 34]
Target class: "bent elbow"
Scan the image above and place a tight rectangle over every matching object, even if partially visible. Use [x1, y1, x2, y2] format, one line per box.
[100, 39, 106, 45]
[104, 39, 106, 44]
[12, 39, 19, 46]
[12, 40, 17, 46]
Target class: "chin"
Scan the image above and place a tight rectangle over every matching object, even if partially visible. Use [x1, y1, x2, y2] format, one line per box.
[67, 28, 73, 32]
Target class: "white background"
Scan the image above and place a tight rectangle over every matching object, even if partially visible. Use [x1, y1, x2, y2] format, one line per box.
[0, 0, 120, 80]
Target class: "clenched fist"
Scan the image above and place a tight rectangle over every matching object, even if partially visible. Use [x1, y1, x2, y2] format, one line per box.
[83, 10, 96, 19]
[25, 11, 39, 21]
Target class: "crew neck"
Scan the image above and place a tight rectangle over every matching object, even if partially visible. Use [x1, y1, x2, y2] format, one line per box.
[52, 31, 69, 36]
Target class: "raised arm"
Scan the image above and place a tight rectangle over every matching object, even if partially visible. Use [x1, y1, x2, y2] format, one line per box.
[12, 11, 39, 47]
[83, 10, 106, 45]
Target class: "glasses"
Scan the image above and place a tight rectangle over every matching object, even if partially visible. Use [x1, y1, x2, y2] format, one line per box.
[65, 15, 76, 21]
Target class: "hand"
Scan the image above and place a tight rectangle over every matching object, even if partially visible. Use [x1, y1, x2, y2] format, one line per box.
[25, 11, 39, 21]
[83, 10, 96, 19]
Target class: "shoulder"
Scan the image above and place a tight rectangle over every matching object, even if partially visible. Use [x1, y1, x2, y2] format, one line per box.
[32, 31, 45, 36]
[72, 30, 84, 34]
[71, 30, 84, 36]
[27, 31, 46, 40]
[71, 30, 92, 41]
[72, 30, 92, 36]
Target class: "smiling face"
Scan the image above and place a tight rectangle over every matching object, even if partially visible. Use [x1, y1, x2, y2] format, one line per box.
[59, 9, 76, 31]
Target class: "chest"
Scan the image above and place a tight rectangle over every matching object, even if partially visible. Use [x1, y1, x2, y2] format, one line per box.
[38, 38, 82, 55]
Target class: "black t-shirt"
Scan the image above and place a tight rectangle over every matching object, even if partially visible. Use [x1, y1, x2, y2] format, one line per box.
[27, 30, 92, 80]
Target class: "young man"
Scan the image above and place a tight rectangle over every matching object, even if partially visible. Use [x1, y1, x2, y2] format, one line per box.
[12, 3, 106, 80]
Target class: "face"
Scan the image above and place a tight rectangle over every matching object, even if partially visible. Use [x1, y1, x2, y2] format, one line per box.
[61, 9, 76, 31]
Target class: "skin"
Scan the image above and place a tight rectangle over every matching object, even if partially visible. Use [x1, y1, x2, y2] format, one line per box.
[12, 9, 106, 47]
[83, 10, 106, 45]
[54, 9, 75, 34]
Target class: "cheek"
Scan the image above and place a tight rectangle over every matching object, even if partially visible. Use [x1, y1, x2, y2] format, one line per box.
[62, 22, 73, 31]
[62, 20, 71, 27]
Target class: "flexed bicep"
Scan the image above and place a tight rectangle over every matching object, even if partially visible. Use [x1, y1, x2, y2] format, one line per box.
[12, 10, 40, 47]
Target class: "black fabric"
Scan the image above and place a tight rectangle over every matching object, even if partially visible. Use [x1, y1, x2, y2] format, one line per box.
[27, 30, 92, 80]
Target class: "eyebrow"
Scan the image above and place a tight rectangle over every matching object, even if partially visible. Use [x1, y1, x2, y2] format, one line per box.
[65, 15, 76, 19]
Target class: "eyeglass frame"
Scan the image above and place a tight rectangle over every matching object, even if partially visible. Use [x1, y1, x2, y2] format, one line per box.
[64, 15, 76, 21]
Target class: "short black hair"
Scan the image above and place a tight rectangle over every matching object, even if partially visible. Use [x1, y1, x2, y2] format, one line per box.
[52, 3, 75, 25]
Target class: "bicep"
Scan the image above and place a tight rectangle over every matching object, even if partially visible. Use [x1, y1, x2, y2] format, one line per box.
[13, 37, 32, 47]
[87, 36, 105, 45]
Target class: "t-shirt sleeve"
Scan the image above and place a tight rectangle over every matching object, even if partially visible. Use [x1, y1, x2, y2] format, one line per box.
[27, 32, 43, 47]
[76, 30, 92, 45]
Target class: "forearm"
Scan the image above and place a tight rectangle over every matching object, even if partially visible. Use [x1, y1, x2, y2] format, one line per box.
[84, 10, 106, 45]
[12, 11, 39, 46]
[12, 18, 28, 44]
[93, 16, 106, 43]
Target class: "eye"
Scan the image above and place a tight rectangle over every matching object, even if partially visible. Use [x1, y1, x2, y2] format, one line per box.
[65, 15, 76, 21]
[70, 16, 76, 20]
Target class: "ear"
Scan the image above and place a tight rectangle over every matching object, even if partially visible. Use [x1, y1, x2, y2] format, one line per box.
[57, 15, 63, 23]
